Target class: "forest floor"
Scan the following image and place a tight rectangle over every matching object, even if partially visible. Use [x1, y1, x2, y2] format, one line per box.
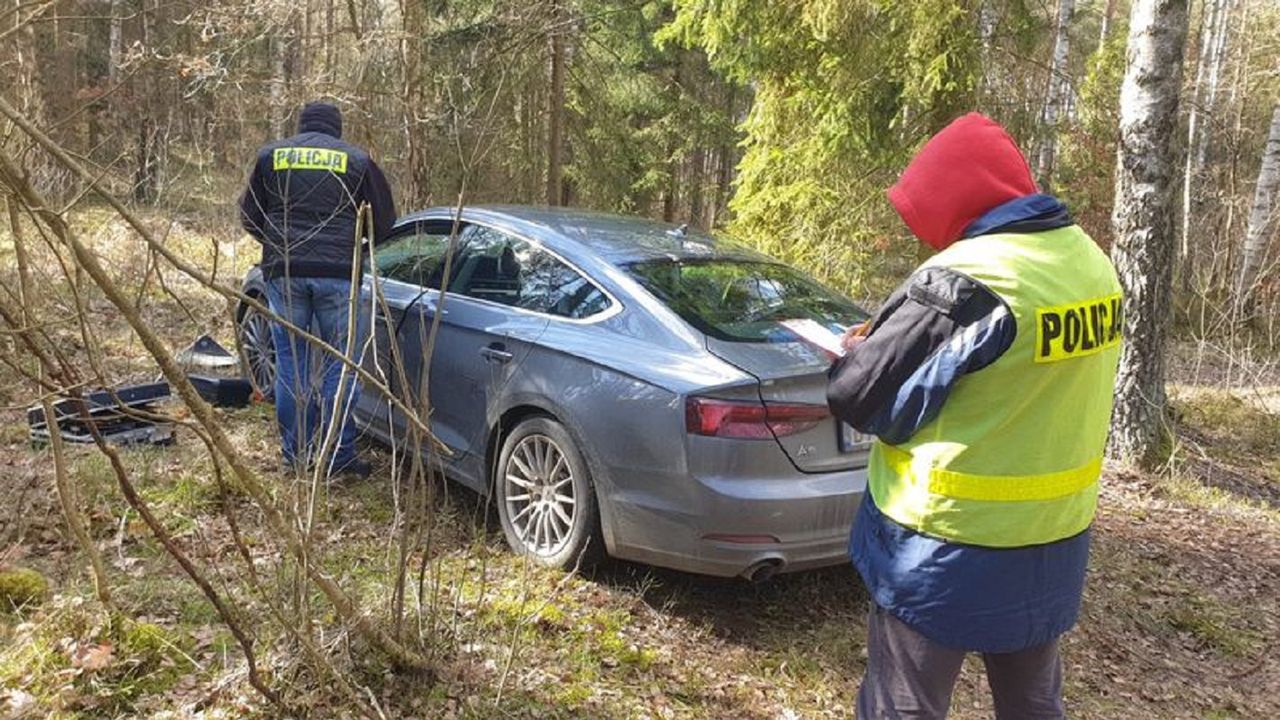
[1, 205, 1279, 719]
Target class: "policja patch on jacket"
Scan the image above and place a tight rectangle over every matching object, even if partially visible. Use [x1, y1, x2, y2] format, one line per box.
[1035, 292, 1123, 363]
[272, 147, 349, 173]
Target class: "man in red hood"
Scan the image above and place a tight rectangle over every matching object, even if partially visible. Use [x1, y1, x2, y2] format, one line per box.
[827, 113, 1123, 719]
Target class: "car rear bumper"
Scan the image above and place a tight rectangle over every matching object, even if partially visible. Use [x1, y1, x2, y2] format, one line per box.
[602, 465, 867, 578]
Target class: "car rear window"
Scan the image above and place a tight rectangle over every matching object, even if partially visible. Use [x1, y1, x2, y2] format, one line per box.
[626, 259, 868, 343]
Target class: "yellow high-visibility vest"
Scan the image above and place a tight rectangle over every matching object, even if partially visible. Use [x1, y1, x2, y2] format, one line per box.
[868, 225, 1123, 548]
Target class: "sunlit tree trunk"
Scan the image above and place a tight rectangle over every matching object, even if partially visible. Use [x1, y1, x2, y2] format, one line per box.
[269, 8, 294, 139]
[1236, 103, 1280, 313]
[1109, 0, 1191, 467]
[108, 0, 123, 87]
[134, 0, 159, 202]
[1180, 0, 1234, 287]
[546, 0, 566, 206]
[1035, 0, 1075, 190]
[1099, 0, 1118, 43]
[325, 0, 335, 79]
[1194, 0, 1232, 171]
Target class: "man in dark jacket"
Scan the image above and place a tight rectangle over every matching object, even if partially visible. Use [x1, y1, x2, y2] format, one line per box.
[240, 101, 396, 477]
[828, 114, 1122, 718]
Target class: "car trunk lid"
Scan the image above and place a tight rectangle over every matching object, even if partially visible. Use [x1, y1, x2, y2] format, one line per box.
[705, 337, 871, 473]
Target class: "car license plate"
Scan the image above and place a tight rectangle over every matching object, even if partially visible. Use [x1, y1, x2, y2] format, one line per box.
[839, 422, 872, 452]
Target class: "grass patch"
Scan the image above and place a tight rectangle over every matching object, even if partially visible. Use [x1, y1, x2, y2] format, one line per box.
[1172, 388, 1280, 464]
[0, 599, 196, 717]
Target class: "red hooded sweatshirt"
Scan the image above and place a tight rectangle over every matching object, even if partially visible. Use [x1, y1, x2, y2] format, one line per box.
[887, 113, 1039, 251]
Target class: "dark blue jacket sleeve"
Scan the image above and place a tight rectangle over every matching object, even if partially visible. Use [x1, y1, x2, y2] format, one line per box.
[361, 158, 397, 244]
[238, 154, 270, 243]
[827, 267, 1015, 445]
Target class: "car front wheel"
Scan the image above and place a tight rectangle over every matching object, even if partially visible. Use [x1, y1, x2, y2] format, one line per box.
[495, 417, 604, 570]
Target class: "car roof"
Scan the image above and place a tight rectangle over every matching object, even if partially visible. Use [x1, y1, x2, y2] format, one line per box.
[393, 205, 772, 266]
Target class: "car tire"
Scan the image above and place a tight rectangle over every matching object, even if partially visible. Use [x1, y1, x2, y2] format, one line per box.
[495, 417, 605, 570]
[236, 295, 276, 403]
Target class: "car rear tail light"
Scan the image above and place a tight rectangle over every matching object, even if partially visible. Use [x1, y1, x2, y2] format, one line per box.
[685, 397, 829, 439]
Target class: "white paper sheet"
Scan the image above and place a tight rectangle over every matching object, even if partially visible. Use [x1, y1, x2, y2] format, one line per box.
[779, 318, 846, 357]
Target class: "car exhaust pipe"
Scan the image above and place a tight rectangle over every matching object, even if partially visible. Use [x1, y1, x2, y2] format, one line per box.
[742, 558, 784, 584]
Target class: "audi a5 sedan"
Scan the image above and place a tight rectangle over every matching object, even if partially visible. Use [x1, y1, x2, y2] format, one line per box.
[237, 206, 870, 580]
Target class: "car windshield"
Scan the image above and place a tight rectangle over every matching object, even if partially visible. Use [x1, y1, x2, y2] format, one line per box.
[626, 259, 868, 343]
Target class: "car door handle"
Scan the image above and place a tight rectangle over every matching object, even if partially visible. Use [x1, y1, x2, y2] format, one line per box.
[480, 344, 514, 363]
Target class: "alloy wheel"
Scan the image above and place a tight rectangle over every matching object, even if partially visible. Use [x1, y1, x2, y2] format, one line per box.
[239, 304, 276, 400]
[503, 434, 577, 557]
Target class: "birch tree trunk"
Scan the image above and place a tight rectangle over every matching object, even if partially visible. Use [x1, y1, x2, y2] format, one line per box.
[1109, 0, 1190, 467]
[978, 0, 998, 95]
[1194, 0, 1232, 170]
[1236, 103, 1280, 311]
[1035, 0, 1075, 190]
[1180, 0, 1222, 273]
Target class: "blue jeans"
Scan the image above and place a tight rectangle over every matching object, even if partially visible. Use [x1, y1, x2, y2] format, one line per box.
[266, 276, 365, 471]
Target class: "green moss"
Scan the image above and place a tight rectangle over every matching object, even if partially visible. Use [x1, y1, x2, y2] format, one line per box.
[118, 620, 172, 661]
[0, 567, 50, 609]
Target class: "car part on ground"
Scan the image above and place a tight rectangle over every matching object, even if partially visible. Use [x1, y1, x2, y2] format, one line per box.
[177, 334, 254, 408]
[27, 382, 175, 447]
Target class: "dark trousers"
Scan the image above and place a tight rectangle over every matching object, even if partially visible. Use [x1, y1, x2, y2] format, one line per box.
[856, 604, 1066, 720]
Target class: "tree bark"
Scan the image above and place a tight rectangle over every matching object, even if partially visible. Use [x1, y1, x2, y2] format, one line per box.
[1180, 0, 1221, 275]
[545, 0, 566, 206]
[134, 0, 158, 202]
[1180, 0, 1235, 284]
[1194, 0, 1232, 171]
[687, 148, 704, 228]
[1035, 0, 1075, 190]
[269, 12, 292, 139]
[710, 87, 736, 228]
[108, 0, 123, 87]
[1109, 0, 1191, 467]
[400, 0, 429, 205]
[325, 0, 335, 78]
[1099, 0, 1117, 43]
[1236, 103, 1280, 311]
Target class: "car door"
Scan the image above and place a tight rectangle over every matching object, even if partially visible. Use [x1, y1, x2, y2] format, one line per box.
[356, 220, 456, 447]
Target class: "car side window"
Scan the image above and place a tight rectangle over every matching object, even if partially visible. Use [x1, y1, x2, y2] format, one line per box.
[452, 226, 611, 319]
[368, 222, 457, 290]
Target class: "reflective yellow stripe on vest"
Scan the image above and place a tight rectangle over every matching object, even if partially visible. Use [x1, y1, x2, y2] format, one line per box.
[905, 449, 1102, 502]
[867, 226, 1122, 548]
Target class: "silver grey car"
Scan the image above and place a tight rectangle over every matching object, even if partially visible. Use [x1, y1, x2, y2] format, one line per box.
[238, 206, 869, 579]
